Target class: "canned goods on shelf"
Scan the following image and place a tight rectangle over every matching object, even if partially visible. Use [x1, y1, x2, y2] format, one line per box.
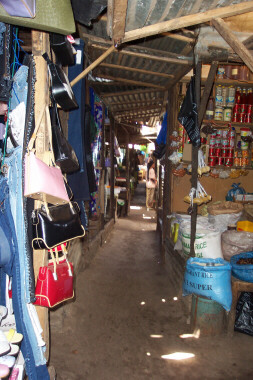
[217, 157, 224, 166]
[242, 157, 249, 166]
[208, 157, 217, 167]
[233, 104, 241, 113]
[216, 138, 222, 148]
[221, 139, 229, 148]
[242, 150, 249, 158]
[216, 129, 223, 139]
[210, 138, 216, 146]
[222, 130, 229, 139]
[209, 147, 216, 157]
[227, 148, 234, 158]
[215, 85, 223, 107]
[228, 139, 235, 148]
[232, 113, 239, 122]
[223, 108, 232, 122]
[221, 148, 228, 157]
[214, 107, 223, 121]
[239, 113, 245, 123]
[215, 148, 221, 156]
[240, 104, 247, 114]
[241, 141, 249, 150]
[245, 114, 252, 123]
[228, 130, 235, 139]
[247, 104, 253, 114]
[224, 157, 233, 166]
[221, 87, 227, 107]
[234, 157, 240, 166]
[210, 133, 217, 139]
[241, 127, 252, 137]
[200, 137, 207, 144]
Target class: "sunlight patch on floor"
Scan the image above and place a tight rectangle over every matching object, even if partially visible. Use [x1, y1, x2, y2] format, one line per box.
[143, 214, 152, 220]
[173, 297, 178, 301]
[150, 334, 163, 339]
[180, 330, 200, 339]
[161, 298, 166, 303]
[140, 301, 146, 305]
[146, 352, 151, 356]
[161, 352, 195, 360]
[130, 206, 142, 210]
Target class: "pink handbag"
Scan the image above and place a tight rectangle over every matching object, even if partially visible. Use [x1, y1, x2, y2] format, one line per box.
[24, 107, 69, 205]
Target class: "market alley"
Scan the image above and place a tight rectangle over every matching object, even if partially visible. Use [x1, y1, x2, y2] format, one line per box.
[50, 182, 253, 380]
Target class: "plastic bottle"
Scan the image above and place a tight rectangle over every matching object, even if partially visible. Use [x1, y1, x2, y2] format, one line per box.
[247, 88, 253, 105]
[240, 88, 247, 104]
[205, 97, 214, 120]
[235, 87, 241, 104]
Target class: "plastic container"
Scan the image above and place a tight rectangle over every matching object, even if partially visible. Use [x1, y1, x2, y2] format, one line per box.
[230, 251, 253, 283]
[237, 221, 253, 233]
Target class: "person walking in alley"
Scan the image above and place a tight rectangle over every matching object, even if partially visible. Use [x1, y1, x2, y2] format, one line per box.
[146, 159, 157, 211]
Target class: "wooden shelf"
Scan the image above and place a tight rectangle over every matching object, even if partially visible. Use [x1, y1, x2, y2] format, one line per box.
[214, 78, 253, 87]
[203, 119, 253, 129]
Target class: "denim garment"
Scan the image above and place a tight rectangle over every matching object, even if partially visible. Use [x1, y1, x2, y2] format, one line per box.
[10, 65, 29, 112]
[0, 178, 15, 275]
[0, 177, 38, 379]
[5, 146, 48, 374]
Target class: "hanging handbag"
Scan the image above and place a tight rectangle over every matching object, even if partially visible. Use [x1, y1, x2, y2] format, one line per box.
[50, 33, 75, 67]
[34, 247, 74, 308]
[31, 201, 85, 250]
[0, 0, 36, 18]
[24, 106, 70, 205]
[50, 102, 80, 174]
[43, 53, 78, 111]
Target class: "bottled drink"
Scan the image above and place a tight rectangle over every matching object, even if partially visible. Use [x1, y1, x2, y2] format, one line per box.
[235, 87, 241, 104]
[215, 85, 223, 107]
[240, 88, 247, 104]
[205, 97, 214, 120]
[247, 88, 253, 105]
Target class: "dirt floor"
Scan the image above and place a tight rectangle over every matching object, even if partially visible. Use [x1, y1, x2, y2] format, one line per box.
[50, 182, 253, 380]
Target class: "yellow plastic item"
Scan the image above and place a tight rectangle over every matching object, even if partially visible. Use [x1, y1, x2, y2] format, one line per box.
[237, 220, 253, 233]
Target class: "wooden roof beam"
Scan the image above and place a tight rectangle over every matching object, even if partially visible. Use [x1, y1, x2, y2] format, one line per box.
[94, 74, 166, 89]
[111, 101, 163, 110]
[115, 105, 161, 115]
[100, 88, 165, 98]
[161, 32, 195, 43]
[90, 43, 193, 65]
[212, 17, 253, 73]
[122, 2, 253, 43]
[100, 63, 174, 78]
[112, 0, 128, 45]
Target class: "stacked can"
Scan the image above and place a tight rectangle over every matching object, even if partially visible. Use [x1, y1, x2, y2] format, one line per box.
[208, 129, 235, 166]
[232, 88, 253, 123]
[214, 85, 235, 122]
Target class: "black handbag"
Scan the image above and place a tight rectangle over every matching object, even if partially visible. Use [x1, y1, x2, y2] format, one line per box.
[43, 53, 78, 111]
[50, 33, 75, 67]
[31, 202, 85, 250]
[50, 103, 80, 174]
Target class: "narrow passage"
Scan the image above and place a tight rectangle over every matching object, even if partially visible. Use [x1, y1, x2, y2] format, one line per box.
[51, 182, 253, 380]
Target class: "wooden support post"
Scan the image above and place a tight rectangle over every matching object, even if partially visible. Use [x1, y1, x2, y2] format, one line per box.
[32, 30, 50, 361]
[158, 163, 162, 207]
[109, 114, 115, 220]
[190, 61, 201, 257]
[98, 104, 106, 230]
[198, 61, 218, 124]
[125, 132, 130, 215]
[112, 0, 128, 45]
[212, 18, 253, 74]
[161, 86, 177, 264]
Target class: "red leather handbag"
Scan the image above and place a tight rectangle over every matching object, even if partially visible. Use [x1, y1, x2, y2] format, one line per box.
[34, 247, 74, 308]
